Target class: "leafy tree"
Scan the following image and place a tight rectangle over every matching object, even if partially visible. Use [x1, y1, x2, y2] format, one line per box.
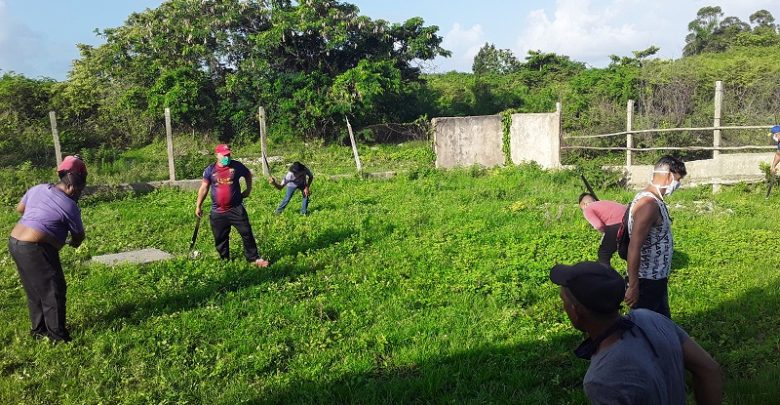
[749, 10, 776, 31]
[63, 0, 449, 143]
[472, 43, 520, 75]
[684, 7, 780, 57]
[683, 6, 724, 56]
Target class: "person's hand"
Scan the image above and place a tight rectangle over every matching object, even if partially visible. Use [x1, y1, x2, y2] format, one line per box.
[303, 186, 311, 197]
[772, 167, 777, 175]
[267, 176, 275, 185]
[624, 284, 639, 308]
[195, 206, 202, 218]
[242, 189, 251, 198]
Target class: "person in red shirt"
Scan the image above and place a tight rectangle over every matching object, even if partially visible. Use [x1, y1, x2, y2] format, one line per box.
[195, 144, 269, 267]
[579, 193, 627, 267]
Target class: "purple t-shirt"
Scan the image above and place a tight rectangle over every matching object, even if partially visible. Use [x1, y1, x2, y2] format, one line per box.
[18, 184, 84, 244]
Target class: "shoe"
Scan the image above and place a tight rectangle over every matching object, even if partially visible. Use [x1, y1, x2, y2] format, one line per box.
[253, 258, 270, 267]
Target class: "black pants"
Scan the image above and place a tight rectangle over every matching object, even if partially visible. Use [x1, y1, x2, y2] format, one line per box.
[210, 205, 260, 261]
[8, 237, 71, 342]
[636, 277, 671, 318]
[597, 224, 620, 267]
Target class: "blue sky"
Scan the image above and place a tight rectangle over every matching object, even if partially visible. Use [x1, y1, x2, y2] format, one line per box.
[1, 0, 778, 80]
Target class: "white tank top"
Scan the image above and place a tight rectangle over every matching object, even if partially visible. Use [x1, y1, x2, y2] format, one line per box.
[627, 191, 673, 280]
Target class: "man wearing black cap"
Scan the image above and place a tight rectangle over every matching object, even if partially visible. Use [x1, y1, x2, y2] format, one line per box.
[550, 261, 722, 404]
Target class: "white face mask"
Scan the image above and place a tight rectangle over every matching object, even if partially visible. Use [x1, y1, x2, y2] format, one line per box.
[651, 170, 681, 197]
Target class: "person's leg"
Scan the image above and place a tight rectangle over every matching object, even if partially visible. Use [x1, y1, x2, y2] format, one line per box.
[300, 188, 309, 215]
[8, 238, 46, 336]
[635, 278, 670, 318]
[772, 150, 780, 174]
[658, 278, 671, 319]
[210, 211, 231, 260]
[275, 186, 296, 214]
[597, 224, 620, 267]
[38, 244, 70, 342]
[231, 205, 260, 262]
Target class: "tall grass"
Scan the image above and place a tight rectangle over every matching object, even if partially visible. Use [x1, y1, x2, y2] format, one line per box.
[0, 161, 777, 403]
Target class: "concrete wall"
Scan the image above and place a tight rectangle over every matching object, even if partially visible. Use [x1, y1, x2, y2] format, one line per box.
[621, 153, 774, 189]
[433, 115, 504, 169]
[509, 112, 561, 169]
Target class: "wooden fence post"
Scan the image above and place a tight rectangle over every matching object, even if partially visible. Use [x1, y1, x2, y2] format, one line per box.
[49, 111, 62, 166]
[555, 102, 562, 168]
[164, 107, 176, 182]
[713, 81, 723, 159]
[345, 117, 363, 174]
[626, 100, 634, 167]
[258, 106, 269, 177]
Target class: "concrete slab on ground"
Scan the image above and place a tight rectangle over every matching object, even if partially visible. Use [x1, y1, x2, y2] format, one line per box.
[90, 248, 174, 266]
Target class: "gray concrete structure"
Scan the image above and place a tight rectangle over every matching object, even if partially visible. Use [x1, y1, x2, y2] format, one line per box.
[90, 248, 174, 266]
[621, 153, 774, 189]
[509, 112, 561, 169]
[433, 115, 504, 168]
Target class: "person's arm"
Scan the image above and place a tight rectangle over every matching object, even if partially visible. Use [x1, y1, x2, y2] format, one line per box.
[195, 180, 209, 218]
[16, 202, 25, 214]
[268, 176, 283, 190]
[242, 171, 253, 198]
[682, 338, 723, 404]
[624, 199, 659, 307]
[772, 152, 780, 174]
[64, 207, 86, 248]
[303, 167, 314, 197]
[69, 231, 85, 248]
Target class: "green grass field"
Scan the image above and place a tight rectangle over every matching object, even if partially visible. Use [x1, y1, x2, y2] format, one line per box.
[1, 157, 779, 404]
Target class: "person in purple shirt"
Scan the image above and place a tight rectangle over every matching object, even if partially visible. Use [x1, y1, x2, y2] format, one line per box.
[578, 193, 626, 267]
[195, 144, 269, 267]
[8, 155, 87, 343]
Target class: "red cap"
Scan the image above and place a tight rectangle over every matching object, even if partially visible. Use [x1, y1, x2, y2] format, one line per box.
[215, 144, 231, 155]
[57, 155, 87, 175]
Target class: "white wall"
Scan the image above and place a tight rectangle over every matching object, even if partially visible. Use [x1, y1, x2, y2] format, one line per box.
[509, 112, 561, 169]
[433, 115, 504, 169]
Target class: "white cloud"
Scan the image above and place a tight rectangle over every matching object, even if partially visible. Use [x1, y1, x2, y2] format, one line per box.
[515, 0, 670, 67]
[514, 0, 780, 67]
[434, 23, 486, 72]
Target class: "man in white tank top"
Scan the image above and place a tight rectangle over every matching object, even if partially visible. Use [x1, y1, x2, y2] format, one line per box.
[625, 156, 687, 318]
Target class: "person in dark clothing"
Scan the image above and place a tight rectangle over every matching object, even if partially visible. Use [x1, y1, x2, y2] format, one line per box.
[195, 144, 269, 267]
[550, 261, 722, 404]
[8, 155, 87, 343]
[268, 162, 314, 215]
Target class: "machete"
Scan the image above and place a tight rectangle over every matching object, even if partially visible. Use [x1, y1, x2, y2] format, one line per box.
[580, 173, 599, 201]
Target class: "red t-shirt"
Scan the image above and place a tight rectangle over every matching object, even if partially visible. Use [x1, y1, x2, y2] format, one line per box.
[202, 161, 251, 213]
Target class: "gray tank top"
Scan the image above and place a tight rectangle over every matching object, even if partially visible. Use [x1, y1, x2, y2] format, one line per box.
[627, 191, 673, 280]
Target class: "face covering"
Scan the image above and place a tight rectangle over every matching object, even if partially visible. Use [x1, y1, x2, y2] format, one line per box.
[651, 170, 680, 198]
[219, 156, 230, 166]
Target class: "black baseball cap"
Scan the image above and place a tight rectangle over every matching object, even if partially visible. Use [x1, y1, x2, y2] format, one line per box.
[549, 262, 626, 314]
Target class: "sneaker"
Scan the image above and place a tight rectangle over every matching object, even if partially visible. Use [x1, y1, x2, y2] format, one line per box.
[253, 258, 270, 267]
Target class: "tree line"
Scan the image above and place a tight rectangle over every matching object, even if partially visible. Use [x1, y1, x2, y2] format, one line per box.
[1, 3, 779, 167]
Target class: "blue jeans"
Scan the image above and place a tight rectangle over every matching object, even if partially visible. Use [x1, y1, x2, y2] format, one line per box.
[275, 186, 308, 214]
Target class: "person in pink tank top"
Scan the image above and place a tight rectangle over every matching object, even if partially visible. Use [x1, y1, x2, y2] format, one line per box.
[579, 193, 626, 267]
